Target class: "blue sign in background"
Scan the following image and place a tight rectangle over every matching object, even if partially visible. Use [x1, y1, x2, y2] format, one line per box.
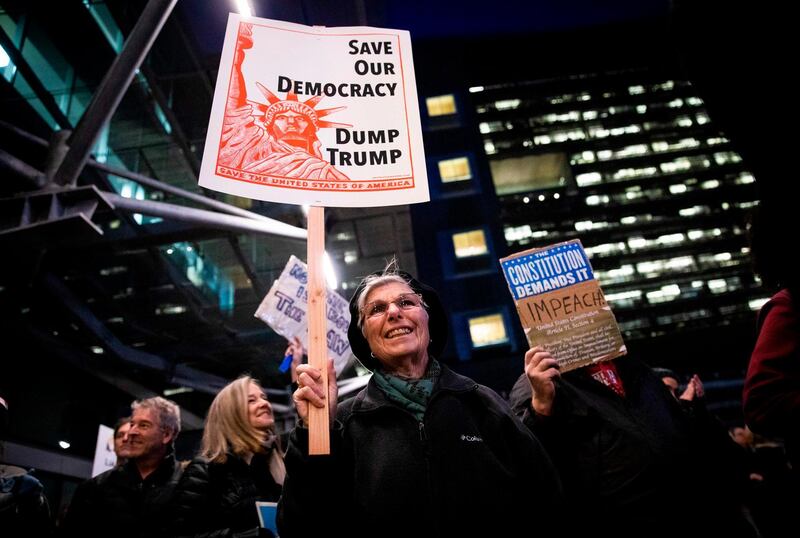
[502, 241, 594, 301]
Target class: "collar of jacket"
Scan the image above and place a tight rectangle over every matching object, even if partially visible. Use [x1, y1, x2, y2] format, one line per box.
[122, 452, 178, 484]
[352, 363, 478, 414]
[555, 356, 648, 416]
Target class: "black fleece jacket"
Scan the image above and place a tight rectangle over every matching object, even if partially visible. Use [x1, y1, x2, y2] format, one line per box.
[278, 364, 562, 538]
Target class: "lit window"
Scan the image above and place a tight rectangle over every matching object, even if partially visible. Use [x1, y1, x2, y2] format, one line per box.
[344, 250, 358, 264]
[657, 233, 685, 245]
[586, 194, 609, 206]
[469, 86, 484, 93]
[628, 237, 647, 250]
[687, 230, 704, 240]
[468, 314, 508, 348]
[489, 153, 570, 195]
[679, 205, 710, 217]
[438, 157, 472, 183]
[605, 290, 642, 306]
[504, 225, 533, 243]
[646, 285, 681, 304]
[665, 256, 694, 270]
[708, 279, 727, 293]
[617, 144, 649, 158]
[585, 243, 626, 257]
[426, 94, 457, 116]
[495, 99, 521, 110]
[576, 172, 602, 186]
[155, 304, 187, 315]
[452, 230, 488, 258]
[669, 184, 688, 194]
[714, 151, 742, 165]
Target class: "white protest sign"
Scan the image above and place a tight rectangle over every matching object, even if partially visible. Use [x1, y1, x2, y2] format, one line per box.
[91, 424, 117, 477]
[255, 255, 351, 375]
[199, 14, 429, 207]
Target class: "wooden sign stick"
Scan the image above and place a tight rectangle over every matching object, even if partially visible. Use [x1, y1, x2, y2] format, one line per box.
[306, 205, 330, 455]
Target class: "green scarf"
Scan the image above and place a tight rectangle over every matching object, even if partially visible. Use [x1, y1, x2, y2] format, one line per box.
[372, 359, 441, 421]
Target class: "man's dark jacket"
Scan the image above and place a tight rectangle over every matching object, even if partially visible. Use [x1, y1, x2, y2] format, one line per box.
[61, 453, 182, 538]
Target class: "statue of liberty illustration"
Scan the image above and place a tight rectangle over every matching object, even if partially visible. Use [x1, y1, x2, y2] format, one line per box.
[218, 23, 351, 180]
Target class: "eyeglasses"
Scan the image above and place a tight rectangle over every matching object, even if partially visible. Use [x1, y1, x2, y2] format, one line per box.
[363, 293, 423, 319]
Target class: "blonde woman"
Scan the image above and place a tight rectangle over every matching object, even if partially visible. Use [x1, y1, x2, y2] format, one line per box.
[169, 375, 284, 538]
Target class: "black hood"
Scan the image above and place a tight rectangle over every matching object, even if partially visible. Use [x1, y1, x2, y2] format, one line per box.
[347, 270, 448, 371]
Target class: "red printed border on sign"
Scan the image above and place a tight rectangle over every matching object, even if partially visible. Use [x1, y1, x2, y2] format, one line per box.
[216, 22, 416, 190]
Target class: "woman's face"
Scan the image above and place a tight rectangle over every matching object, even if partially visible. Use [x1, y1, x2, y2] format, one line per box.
[247, 382, 274, 431]
[362, 281, 430, 368]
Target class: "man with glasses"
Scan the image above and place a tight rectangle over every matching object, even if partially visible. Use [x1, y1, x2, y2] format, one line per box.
[61, 397, 183, 538]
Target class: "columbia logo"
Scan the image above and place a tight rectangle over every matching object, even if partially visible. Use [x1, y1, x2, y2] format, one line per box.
[460, 434, 483, 442]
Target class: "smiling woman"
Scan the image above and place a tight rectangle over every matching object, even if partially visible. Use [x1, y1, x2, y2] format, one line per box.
[167, 376, 285, 537]
[279, 261, 564, 537]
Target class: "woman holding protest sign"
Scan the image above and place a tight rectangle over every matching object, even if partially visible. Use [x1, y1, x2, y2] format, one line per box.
[278, 261, 562, 537]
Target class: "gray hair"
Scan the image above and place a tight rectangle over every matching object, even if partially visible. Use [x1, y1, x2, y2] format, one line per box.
[131, 396, 181, 438]
[355, 259, 427, 331]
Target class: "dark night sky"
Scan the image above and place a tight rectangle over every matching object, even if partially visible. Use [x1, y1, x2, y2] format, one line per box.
[179, 0, 672, 56]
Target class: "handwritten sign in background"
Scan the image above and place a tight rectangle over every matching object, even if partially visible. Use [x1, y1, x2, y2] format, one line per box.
[255, 255, 351, 375]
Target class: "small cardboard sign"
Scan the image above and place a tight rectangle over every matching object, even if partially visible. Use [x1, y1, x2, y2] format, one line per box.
[199, 14, 428, 207]
[500, 239, 626, 372]
[255, 255, 351, 375]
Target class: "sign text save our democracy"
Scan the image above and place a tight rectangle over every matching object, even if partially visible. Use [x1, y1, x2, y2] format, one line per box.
[276, 39, 404, 168]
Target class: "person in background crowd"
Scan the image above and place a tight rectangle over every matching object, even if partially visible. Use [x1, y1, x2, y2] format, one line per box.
[278, 262, 562, 537]
[168, 375, 284, 538]
[653, 367, 705, 404]
[1, 395, 53, 537]
[741, 203, 799, 538]
[743, 203, 800, 470]
[60, 397, 183, 538]
[113, 416, 132, 465]
[511, 348, 757, 538]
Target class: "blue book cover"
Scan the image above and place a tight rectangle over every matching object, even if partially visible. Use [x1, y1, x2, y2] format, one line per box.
[256, 501, 279, 536]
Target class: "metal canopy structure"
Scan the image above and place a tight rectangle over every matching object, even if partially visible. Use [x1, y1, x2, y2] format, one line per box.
[0, 0, 416, 462]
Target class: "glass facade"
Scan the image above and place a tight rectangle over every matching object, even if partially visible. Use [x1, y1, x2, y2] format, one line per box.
[471, 71, 763, 341]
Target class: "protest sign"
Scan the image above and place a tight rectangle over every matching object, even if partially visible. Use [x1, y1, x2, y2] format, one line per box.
[500, 239, 626, 372]
[91, 424, 116, 477]
[255, 255, 351, 376]
[199, 14, 428, 207]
